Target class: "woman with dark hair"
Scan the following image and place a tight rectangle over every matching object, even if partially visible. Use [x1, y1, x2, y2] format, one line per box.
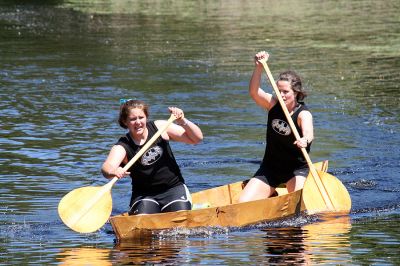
[102, 99, 203, 215]
[239, 51, 314, 203]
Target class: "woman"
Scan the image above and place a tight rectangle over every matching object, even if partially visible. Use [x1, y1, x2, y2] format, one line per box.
[239, 51, 314, 203]
[102, 99, 203, 215]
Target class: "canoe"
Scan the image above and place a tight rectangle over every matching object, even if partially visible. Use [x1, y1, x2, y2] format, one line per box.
[110, 161, 331, 241]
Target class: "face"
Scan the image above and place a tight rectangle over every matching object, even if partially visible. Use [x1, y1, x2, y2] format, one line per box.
[277, 80, 297, 105]
[125, 108, 147, 136]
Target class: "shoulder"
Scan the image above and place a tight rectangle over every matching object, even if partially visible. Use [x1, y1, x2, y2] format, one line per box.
[266, 96, 278, 111]
[115, 134, 132, 150]
[269, 99, 279, 110]
[298, 108, 312, 121]
[116, 134, 129, 144]
[268, 100, 281, 114]
[146, 120, 156, 129]
[109, 144, 128, 158]
[296, 103, 311, 116]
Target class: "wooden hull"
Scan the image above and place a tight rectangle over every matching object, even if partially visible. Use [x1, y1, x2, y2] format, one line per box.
[110, 186, 301, 241]
[110, 161, 331, 241]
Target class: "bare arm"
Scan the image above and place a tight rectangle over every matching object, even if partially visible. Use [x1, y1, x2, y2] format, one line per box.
[249, 51, 276, 111]
[101, 145, 130, 179]
[294, 110, 314, 148]
[155, 107, 203, 145]
[155, 119, 203, 145]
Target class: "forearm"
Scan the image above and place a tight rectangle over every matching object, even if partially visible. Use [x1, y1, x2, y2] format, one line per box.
[301, 113, 314, 143]
[101, 162, 116, 179]
[249, 66, 263, 99]
[178, 118, 203, 144]
[302, 129, 314, 144]
[248, 65, 273, 110]
[294, 111, 314, 148]
[101, 145, 129, 179]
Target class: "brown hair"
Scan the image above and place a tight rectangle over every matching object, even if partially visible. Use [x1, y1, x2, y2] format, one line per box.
[118, 100, 149, 129]
[278, 70, 307, 101]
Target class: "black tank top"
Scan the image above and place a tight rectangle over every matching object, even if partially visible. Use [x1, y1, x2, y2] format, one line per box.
[262, 103, 311, 170]
[116, 121, 184, 194]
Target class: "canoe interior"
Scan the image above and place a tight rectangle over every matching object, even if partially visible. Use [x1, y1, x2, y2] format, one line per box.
[191, 160, 328, 208]
[191, 180, 289, 207]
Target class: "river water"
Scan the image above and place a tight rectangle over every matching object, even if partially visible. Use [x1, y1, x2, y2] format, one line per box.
[1, 0, 399, 265]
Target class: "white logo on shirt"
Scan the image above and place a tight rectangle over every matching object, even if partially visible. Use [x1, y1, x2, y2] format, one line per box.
[272, 119, 291, 136]
[141, 146, 163, 166]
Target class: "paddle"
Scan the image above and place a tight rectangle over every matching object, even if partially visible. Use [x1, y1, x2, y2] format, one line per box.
[259, 59, 351, 214]
[58, 114, 177, 233]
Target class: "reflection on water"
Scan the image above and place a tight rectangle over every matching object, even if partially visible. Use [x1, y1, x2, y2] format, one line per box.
[57, 238, 182, 265]
[302, 215, 352, 264]
[56, 235, 187, 265]
[262, 227, 308, 265]
[260, 215, 351, 265]
[54, 215, 352, 265]
[350, 214, 400, 265]
[113, 238, 182, 265]
[52, 213, 400, 265]
[58, 248, 112, 266]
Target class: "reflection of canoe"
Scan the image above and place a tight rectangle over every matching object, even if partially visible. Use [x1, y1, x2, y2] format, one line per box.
[114, 238, 183, 264]
[58, 248, 112, 266]
[302, 215, 351, 264]
[110, 161, 333, 241]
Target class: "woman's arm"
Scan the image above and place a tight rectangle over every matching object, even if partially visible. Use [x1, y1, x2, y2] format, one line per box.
[101, 145, 130, 179]
[155, 107, 203, 145]
[249, 51, 276, 110]
[294, 110, 314, 148]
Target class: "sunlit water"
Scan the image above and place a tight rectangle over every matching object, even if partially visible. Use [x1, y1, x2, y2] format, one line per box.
[1, 0, 399, 264]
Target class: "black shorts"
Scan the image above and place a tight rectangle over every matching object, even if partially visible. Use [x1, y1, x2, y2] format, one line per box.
[253, 164, 309, 188]
[129, 184, 192, 215]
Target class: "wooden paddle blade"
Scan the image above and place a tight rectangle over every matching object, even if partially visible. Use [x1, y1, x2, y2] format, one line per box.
[313, 160, 329, 173]
[302, 170, 351, 214]
[57, 115, 175, 234]
[58, 186, 112, 233]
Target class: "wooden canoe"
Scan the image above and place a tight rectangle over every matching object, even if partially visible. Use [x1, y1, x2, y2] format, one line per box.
[110, 161, 332, 241]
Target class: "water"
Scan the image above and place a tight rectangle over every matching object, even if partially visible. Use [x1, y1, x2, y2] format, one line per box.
[1, 0, 399, 264]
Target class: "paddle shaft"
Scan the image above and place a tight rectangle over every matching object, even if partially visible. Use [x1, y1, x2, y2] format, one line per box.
[259, 60, 335, 210]
[66, 114, 177, 228]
